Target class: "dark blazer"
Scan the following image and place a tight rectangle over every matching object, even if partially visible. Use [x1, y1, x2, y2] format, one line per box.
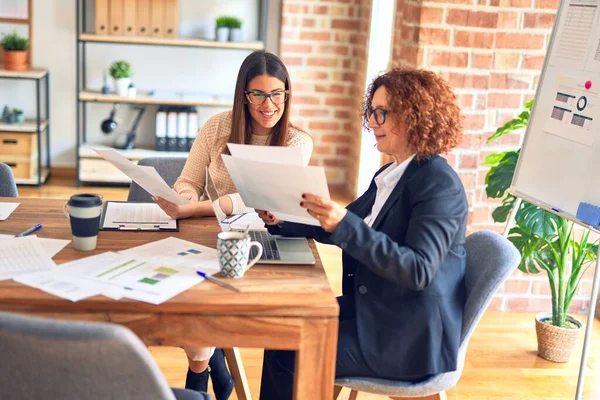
[269, 155, 468, 378]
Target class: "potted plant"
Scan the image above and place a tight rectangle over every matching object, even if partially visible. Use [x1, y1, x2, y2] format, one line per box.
[215, 16, 230, 42]
[109, 60, 132, 97]
[13, 108, 24, 124]
[484, 99, 597, 362]
[1, 32, 29, 71]
[229, 17, 243, 42]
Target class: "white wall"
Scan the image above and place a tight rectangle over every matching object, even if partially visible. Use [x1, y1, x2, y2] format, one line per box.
[0, 0, 261, 166]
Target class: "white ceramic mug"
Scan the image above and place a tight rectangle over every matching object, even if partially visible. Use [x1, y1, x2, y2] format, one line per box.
[217, 231, 263, 278]
[63, 194, 103, 251]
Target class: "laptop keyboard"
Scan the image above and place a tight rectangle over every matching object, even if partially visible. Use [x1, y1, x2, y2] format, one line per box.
[249, 230, 281, 260]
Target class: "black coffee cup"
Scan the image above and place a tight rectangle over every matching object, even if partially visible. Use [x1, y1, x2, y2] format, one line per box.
[63, 194, 103, 251]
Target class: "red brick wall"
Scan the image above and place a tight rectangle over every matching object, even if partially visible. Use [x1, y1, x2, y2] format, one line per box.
[390, 0, 596, 313]
[279, 0, 371, 197]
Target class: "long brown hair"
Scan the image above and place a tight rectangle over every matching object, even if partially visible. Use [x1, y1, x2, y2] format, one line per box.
[229, 51, 292, 148]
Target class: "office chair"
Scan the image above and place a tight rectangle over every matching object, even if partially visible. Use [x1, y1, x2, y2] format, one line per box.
[334, 230, 521, 400]
[0, 162, 18, 197]
[0, 312, 211, 400]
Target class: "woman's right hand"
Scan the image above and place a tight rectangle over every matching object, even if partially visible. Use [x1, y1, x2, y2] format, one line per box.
[257, 209, 283, 226]
[154, 196, 196, 220]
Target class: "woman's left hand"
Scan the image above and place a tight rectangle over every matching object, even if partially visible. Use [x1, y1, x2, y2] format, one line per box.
[300, 193, 347, 232]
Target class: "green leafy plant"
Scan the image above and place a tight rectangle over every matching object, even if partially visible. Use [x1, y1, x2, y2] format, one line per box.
[109, 60, 132, 79]
[216, 16, 242, 29]
[1, 32, 29, 51]
[484, 99, 598, 328]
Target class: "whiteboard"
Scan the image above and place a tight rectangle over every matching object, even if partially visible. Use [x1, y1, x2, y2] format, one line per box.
[512, 0, 600, 224]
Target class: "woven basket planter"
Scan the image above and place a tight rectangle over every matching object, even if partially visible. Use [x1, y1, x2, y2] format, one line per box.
[535, 312, 582, 363]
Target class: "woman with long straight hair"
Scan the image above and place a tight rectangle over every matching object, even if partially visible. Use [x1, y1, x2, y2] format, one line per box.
[153, 51, 312, 399]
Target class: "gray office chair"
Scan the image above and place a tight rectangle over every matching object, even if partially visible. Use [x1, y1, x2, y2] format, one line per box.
[0, 162, 18, 197]
[127, 157, 186, 202]
[334, 230, 521, 400]
[0, 312, 210, 400]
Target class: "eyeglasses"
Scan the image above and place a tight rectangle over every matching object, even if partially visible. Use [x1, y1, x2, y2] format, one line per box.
[245, 90, 289, 105]
[366, 107, 389, 125]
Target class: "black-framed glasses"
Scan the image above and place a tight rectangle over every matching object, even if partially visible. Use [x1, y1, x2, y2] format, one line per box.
[245, 90, 289, 105]
[366, 107, 389, 125]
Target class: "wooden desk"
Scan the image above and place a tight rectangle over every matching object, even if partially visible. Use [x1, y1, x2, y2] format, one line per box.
[0, 198, 339, 400]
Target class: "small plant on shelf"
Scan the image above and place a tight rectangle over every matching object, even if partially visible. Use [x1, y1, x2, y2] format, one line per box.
[229, 17, 243, 42]
[109, 60, 133, 97]
[215, 16, 231, 43]
[1, 32, 29, 71]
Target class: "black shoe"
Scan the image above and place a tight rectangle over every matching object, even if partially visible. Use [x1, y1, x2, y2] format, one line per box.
[209, 349, 235, 400]
[185, 367, 209, 393]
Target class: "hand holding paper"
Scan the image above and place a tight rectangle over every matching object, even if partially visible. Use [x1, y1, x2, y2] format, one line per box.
[92, 147, 189, 206]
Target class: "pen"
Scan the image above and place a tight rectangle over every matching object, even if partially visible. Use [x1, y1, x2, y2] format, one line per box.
[196, 271, 240, 293]
[15, 223, 42, 237]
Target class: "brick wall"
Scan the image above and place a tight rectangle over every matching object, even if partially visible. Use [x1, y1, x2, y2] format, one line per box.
[279, 0, 371, 197]
[390, 0, 597, 313]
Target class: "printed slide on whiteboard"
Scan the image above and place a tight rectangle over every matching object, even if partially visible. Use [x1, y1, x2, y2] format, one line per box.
[549, 0, 600, 71]
[544, 75, 599, 146]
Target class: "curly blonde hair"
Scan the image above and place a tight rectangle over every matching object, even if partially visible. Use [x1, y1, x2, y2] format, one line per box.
[363, 67, 463, 159]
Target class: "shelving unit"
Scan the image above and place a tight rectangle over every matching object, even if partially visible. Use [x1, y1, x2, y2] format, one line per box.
[75, 0, 270, 186]
[0, 68, 51, 186]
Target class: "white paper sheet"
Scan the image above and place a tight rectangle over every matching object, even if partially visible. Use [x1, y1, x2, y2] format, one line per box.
[92, 147, 188, 205]
[0, 234, 70, 258]
[227, 143, 306, 166]
[14, 271, 103, 302]
[222, 212, 266, 231]
[118, 237, 221, 273]
[102, 202, 177, 230]
[544, 75, 600, 146]
[222, 155, 329, 226]
[0, 236, 56, 280]
[58, 252, 202, 305]
[0, 202, 19, 220]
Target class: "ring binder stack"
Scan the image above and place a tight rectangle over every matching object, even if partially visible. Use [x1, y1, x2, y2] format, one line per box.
[155, 106, 198, 152]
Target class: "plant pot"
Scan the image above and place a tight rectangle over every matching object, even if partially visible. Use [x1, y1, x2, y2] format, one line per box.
[114, 78, 131, 97]
[215, 27, 229, 42]
[5, 113, 16, 124]
[229, 28, 243, 42]
[3, 50, 28, 71]
[14, 112, 25, 124]
[535, 312, 582, 363]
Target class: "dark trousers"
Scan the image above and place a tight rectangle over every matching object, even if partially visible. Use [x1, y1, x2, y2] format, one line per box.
[259, 296, 430, 400]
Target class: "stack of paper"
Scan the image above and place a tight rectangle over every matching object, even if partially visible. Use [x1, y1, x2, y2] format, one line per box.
[0, 234, 70, 258]
[222, 144, 330, 226]
[0, 202, 19, 220]
[0, 236, 57, 280]
[14, 237, 220, 305]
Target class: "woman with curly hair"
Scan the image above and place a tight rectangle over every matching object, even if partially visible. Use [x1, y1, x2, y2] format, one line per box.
[257, 67, 468, 399]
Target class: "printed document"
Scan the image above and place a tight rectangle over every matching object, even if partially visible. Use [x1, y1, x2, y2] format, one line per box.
[0, 236, 56, 280]
[0, 234, 70, 258]
[92, 147, 188, 205]
[15, 271, 106, 302]
[102, 202, 177, 230]
[222, 155, 329, 226]
[118, 237, 220, 273]
[227, 143, 306, 165]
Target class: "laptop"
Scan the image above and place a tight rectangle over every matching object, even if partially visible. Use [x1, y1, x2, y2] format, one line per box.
[205, 168, 315, 265]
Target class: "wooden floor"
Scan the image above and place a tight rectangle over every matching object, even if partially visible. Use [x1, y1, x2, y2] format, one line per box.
[18, 175, 600, 399]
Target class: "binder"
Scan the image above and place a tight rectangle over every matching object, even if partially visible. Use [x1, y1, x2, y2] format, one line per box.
[136, 0, 151, 36]
[150, 0, 165, 37]
[166, 107, 178, 151]
[187, 109, 198, 151]
[163, 0, 178, 38]
[122, 0, 137, 36]
[100, 201, 179, 231]
[177, 107, 188, 152]
[155, 106, 167, 151]
[95, 0, 109, 34]
[108, 0, 124, 35]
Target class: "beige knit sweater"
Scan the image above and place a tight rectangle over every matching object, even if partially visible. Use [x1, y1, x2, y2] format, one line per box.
[173, 111, 313, 214]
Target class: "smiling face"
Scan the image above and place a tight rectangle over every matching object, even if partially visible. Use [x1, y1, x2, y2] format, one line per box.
[367, 86, 410, 161]
[246, 74, 287, 136]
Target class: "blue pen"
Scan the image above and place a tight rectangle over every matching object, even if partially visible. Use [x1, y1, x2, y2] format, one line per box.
[196, 271, 240, 293]
[15, 223, 42, 238]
